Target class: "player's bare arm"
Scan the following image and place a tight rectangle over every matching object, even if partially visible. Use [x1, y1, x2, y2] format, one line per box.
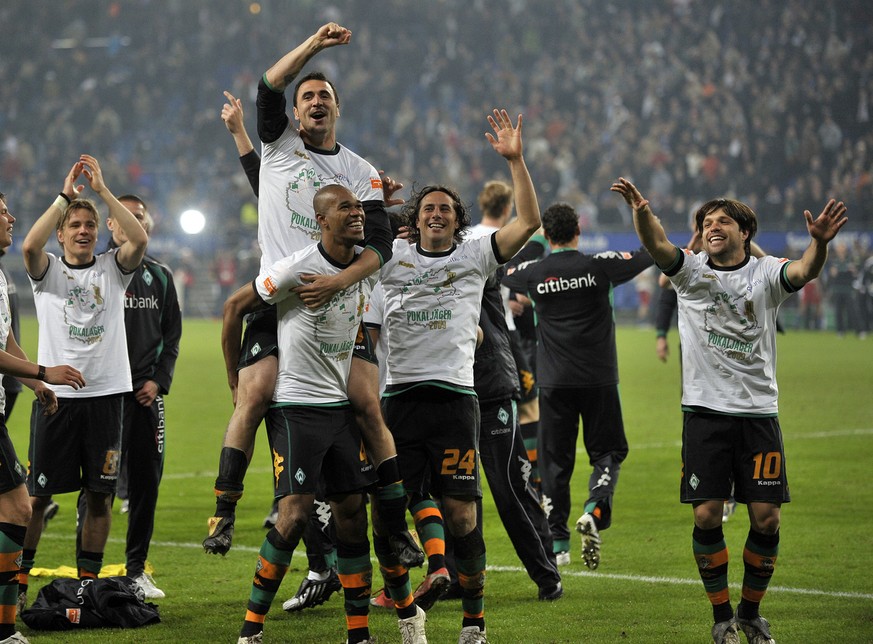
[611, 177, 676, 267]
[786, 198, 848, 289]
[265, 22, 351, 91]
[489, 110, 541, 260]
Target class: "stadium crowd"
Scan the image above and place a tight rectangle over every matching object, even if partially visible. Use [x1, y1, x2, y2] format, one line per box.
[1, 1, 872, 324]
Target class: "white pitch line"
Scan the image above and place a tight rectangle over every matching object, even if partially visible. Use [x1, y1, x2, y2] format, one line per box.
[37, 533, 873, 601]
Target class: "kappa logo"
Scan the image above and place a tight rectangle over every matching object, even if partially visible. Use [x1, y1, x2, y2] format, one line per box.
[272, 448, 285, 487]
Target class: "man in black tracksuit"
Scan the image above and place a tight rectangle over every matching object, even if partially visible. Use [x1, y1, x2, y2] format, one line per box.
[472, 267, 563, 600]
[502, 203, 652, 570]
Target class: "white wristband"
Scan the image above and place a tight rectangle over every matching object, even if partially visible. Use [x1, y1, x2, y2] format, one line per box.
[52, 195, 69, 213]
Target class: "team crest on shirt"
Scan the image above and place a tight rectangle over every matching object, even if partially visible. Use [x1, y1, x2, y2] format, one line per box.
[63, 281, 107, 345]
[142, 268, 153, 286]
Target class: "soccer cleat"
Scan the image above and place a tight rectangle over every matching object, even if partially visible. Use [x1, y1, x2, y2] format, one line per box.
[370, 587, 394, 609]
[262, 509, 278, 529]
[412, 567, 451, 611]
[722, 499, 737, 523]
[282, 568, 342, 612]
[202, 515, 235, 555]
[398, 603, 428, 644]
[737, 615, 776, 644]
[555, 550, 571, 566]
[0, 633, 30, 643]
[458, 625, 488, 643]
[43, 500, 59, 527]
[389, 530, 425, 569]
[237, 633, 263, 644]
[439, 582, 463, 601]
[712, 617, 741, 644]
[131, 572, 166, 599]
[538, 581, 563, 601]
[575, 513, 602, 570]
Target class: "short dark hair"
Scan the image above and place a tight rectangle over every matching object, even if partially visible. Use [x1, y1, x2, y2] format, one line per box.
[117, 194, 148, 211]
[542, 203, 580, 245]
[694, 198, 758, 253]
[401, 184, 470, 245]
[293, 72, 340, 108]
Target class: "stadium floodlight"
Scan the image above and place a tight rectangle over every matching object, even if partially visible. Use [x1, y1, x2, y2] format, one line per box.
[179, 209, 206, 235]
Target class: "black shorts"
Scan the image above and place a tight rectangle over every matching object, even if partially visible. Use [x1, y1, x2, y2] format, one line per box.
[265, 404, 375, 498]
[238, 307, 376, 370]
[680, 411, 790, 505]
[237, 307, 280, 370]
[28, 395, 124, 496]
[0, 419, 26, 493]
[509, 329, 537, 403]
[382, 385, 482, 500]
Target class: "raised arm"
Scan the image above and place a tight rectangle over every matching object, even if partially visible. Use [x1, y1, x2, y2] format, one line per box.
[78, 155, 148, 271]
[785, 199, 848, 289]
[489, 110, 541, 261]
[264, 23, 351, 92]
[611, 177, 676, 267]
[222, 91, 256, 157]
[22, 161, 86, 277]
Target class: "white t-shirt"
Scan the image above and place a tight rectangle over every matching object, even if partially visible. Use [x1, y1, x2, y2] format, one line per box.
[257, 125, 383, 270]
[29, 251, 134, 398]
[379, 234, 500, 388]
[255, 243, 376, 404]
[669, 250, 796, 415]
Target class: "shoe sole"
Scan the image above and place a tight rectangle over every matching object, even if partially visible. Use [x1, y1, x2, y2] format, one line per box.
[414, 575, 451, 612]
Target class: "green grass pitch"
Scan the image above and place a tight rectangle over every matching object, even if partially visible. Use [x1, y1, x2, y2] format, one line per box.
[7, 317, 872, 642]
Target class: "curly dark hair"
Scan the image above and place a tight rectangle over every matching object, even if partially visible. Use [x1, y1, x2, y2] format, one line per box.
[694, 198, 757, 254]
[400, 184, 470, 246]
[542, 203, 580, 245]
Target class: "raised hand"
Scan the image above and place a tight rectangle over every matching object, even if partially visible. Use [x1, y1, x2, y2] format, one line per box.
[221, 91, 245, 135]
[79, 154, 106, 194]
[314, 22, 352, 49]
[610, 177, 650, 212]
[485, 109, 523, 161]
[62, 160, 86, 200]
[805, 199, 848, 244]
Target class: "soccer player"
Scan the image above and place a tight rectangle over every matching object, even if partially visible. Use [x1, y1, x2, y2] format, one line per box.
[18, 155, 147, 609]
[0, 191, 84, 644]
[376, 108, 541, 644]
[502, 202, 653, 570]
[612, 176, 847, 644]
[226, 184, 426, 644]
[205, 23, 418, 578]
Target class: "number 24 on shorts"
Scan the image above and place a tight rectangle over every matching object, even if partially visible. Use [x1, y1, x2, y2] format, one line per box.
[441, 448, 476, 476]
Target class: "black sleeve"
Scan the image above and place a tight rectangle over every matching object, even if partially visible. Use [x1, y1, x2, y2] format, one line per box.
[256, 76, 290, 144]
[600, 247, 655, 286]
[654, 287, 678, 337]
[154, 267, 183, 395]
[506, 238, 546, 271]
[361, 201, 393, 266]
[239, 150, 261, 198]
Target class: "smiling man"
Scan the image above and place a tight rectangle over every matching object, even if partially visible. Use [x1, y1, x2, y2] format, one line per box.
[612, 177, 847, 644]
[221, 184, 421, 644]
[18, 155, 147, 612]
[376, 109, 541, 644]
